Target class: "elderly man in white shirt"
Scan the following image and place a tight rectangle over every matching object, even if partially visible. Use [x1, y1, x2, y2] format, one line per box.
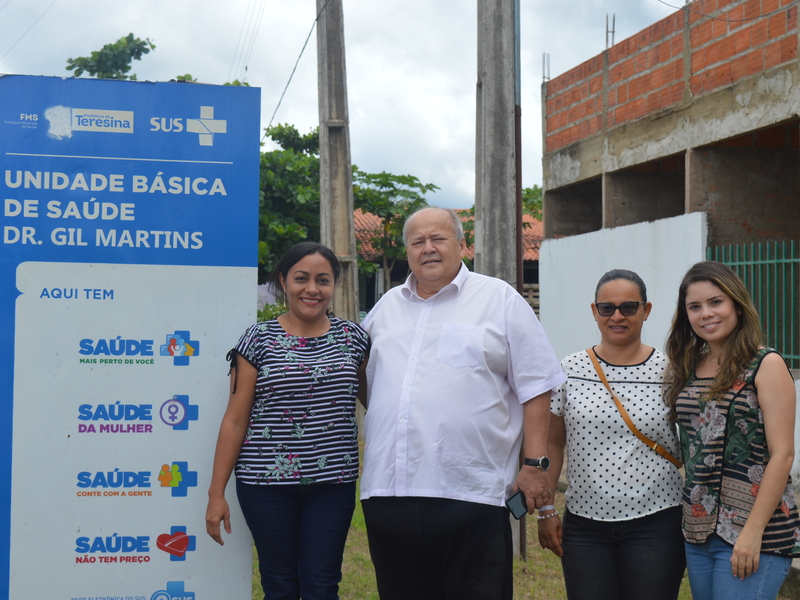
[359, 207, 565, 600]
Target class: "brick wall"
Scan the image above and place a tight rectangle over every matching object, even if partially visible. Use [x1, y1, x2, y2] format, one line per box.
[544, 0, 798, 154]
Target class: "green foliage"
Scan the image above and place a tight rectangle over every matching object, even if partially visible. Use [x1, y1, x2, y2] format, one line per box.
[257, 302, 285, 322]
[176, 73, 197, 83]
[66, 33, 155, 80]
[258, 124, 322, 282]
[522, 184, 543, 223]
[225, 79, 251, 87]
[267, 124, 319, 154]
[352, 171, 437, 291]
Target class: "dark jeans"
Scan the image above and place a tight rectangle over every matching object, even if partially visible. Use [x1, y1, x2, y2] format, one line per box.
[361, 496, 513, 600]
[561, 506, 686, 600]
[236, 480, 356, 600]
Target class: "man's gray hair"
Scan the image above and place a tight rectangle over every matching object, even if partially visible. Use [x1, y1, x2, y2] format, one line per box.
[402, 207, 465, 246]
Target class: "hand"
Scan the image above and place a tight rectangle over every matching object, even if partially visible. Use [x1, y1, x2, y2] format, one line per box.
[538, 513, 563, 557]
[514, 466, 553, 511]
[206, 495, 232, 546]
[730, 528, 763, 580]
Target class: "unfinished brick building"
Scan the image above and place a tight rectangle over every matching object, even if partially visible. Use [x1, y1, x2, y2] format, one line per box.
[542, 0, 800, 246]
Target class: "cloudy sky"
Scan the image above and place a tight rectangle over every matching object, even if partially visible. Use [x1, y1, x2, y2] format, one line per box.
[0, 0, 677, 208]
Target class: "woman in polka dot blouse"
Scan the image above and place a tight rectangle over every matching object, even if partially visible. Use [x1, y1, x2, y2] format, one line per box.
[538, 269, 685, 600]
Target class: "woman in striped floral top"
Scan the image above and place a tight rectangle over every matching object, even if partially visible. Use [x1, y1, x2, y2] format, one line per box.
[664, 261, 799, 600]
[205, 242, 369, 600]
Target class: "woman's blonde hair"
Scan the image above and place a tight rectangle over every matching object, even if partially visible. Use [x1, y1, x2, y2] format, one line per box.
[664, 261, 763, 420]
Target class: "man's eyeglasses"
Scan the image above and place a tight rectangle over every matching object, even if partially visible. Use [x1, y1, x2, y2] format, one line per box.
[595, 301, 645, 317]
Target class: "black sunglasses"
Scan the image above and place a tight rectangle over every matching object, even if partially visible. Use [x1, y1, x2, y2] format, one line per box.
[595, 301, 645, 317]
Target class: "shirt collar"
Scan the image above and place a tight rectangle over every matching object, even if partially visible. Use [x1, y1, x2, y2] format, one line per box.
[401, 262, 469, 301]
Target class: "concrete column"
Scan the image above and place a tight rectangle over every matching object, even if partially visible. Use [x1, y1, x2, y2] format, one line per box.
[475, 0, 517, 286]
[685, 148, 705, 215]
[317, 0, 358, 322]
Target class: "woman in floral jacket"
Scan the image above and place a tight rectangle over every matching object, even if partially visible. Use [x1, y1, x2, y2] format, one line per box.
[665, 261, 799, 600]
[205, 242, 369, 600]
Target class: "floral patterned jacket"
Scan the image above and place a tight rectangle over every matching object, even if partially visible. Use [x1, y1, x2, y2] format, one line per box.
[677, 348, 800, 555]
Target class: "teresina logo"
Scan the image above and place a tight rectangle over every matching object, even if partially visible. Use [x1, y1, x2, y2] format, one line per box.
[73, 109, 133, 133]
[44, 105, 134, 139]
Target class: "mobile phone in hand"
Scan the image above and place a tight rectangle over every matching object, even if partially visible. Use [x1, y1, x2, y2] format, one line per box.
[505, 489, 527, 520]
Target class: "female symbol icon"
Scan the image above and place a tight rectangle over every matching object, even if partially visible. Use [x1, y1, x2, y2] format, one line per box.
[159, 397, 187, 427]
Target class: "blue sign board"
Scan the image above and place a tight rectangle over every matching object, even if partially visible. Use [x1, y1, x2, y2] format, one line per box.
[1, 75, 259, 598]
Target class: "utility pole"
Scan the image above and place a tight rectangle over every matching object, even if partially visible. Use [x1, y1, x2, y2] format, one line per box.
[476, 0, 525, 558]
[475, 0, 519, 289]
[317, 0, 358, 322]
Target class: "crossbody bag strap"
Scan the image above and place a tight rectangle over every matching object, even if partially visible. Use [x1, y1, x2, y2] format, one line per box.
[586, 348, 682, 469]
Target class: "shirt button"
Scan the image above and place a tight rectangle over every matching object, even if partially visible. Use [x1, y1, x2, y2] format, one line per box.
[398, 453, 404, 458]
[400, 418, 406, 423]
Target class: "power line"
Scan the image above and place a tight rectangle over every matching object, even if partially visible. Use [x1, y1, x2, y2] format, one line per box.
[227, 0, 258, 83]
[0, 0, 59, 64]
[228, 0, 267, 84]
[238, 0, 268, 84]
[264, 0, 333, 141]
[655, 0, 800, 23]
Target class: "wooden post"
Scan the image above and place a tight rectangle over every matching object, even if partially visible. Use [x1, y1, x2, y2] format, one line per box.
[317, 0, 358, 322]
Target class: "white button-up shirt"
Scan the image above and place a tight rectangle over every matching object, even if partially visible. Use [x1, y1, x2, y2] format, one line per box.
[361, 264, 565, 507]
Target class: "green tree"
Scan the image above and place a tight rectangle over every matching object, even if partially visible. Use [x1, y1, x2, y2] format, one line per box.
[258, 124, 439, 289]
[522, 184, 543, 222]
[258, 124, 322, 283]
[353, 172, 437, 292]
[66, 33, 155, 80]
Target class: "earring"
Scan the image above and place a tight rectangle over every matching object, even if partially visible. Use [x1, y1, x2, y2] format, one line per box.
[281, 289, 287, 312]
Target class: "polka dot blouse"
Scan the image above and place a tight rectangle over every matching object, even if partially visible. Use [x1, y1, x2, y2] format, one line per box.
[551, 348, 682, 521]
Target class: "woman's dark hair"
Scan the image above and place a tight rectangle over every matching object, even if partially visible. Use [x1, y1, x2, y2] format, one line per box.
[595, 269, 647, 302]
[268, 242, 340, 304]
[663, 261, 763, 421]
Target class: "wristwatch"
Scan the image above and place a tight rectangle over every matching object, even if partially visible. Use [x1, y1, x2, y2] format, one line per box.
[524, 457, 550, 471]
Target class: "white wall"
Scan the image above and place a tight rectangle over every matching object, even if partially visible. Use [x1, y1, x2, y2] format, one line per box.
[540, 212, 708, 361]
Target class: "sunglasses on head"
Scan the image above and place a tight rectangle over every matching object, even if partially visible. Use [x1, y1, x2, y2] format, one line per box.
[595, 301, 645, 317]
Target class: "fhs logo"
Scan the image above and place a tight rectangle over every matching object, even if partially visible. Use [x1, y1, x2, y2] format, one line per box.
[158, 461, 198, 497]
[160, 331, 199, 366]
[156, 526, 196, 561]
[159, 395, 199, 430]
[151, 581, 195, 600]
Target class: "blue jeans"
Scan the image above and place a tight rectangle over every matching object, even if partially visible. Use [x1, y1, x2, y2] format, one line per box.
[236, 480, 356, 600]
[685, 534, 792, 600]
[560, 507, 686, 600]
